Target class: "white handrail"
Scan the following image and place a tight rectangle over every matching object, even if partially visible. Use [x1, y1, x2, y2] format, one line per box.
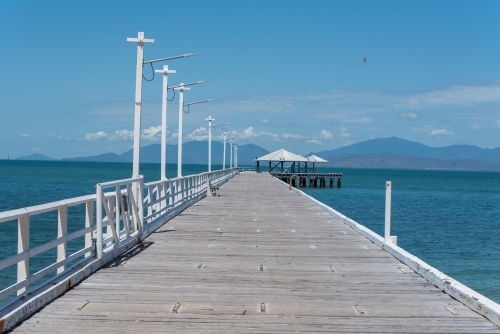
[0, 168, 238, 306]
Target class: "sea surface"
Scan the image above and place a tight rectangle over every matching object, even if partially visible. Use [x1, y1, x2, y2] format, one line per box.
[1, 160, 499, 305]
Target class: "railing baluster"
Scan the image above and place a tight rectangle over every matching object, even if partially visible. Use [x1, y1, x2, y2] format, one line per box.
[115, 185, 122, 240]
[126, 183, 136, 232]
[96, 184, 103, 259]
[57, 205, 68, 274]
[160, 182, 166, 211]
[85, 199, 94, 258]
[17, 214, 30, 295]
[107, 196, 116, 247]
[147, 185, 153, 222]
[138, 178, 144, 230]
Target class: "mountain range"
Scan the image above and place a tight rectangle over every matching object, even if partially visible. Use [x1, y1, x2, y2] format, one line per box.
[55, 141, 268, 165]
[308, 137, 500, 165]
[14, 137, 500, 171]
[307, 137, 500, 170]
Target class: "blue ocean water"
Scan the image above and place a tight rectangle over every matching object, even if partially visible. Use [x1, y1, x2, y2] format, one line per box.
[301, 167, 500, 303]
[0, 161, 499, 305]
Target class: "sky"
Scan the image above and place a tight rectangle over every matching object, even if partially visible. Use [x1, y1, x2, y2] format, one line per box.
[1, 0, 500, 159]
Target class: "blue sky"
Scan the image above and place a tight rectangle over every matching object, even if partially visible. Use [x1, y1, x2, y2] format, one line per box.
[1, 1, 499, 159]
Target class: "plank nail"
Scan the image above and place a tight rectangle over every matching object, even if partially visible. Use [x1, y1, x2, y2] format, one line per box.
[172, 302, 181, 313]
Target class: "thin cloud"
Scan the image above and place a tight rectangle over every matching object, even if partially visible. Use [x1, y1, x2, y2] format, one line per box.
[21, 134, 31, 137]
[337, 127, 353, 139]
[83, 126, 165, 142]
[84, 131, 108, 141]
[319, 130, 333, 140]
[344, 117, 373, 123]
[429, 129, 454, 136]
[400, 112, 418, 121]
[186, 127, 209, 141]
[282, 133, 303, 140]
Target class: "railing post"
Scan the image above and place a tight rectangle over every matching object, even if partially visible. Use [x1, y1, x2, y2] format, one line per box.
[96, 184, 103, 259]
[160, 181, 166, 211]
[115, 185, 122, 240]
[138, 177, 144, 231]
[384, 181, 397, 245]
[17, 214, 29, 295]
[147, 185, 153, 222]
[85, 199, 94, 258]
[57, 205, 68, 274]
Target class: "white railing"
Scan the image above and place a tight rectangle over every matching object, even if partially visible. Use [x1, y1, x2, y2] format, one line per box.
[0, 168, 238, 306]
[0, 195, 96, 302]
[238, 166, 256, 172]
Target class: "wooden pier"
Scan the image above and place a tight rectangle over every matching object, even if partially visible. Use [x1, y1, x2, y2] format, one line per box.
[9, 173, 499, 333]
[271, 172, 343, 188]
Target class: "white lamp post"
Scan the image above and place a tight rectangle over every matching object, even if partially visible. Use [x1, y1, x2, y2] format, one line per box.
[229, 139, 233, 169]
[154, 65, 176, 180]
[234, 145, 238, 168]
[206, 116, 215, 172]
[126, 32, 154, 178]
[223, 132, 227, 170]
[206, 119, 227, 172]
[172, 81, 212, 177]
[127, 31, 196, 178]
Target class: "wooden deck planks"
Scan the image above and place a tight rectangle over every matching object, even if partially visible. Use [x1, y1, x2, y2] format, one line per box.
[12, 173, 500, 333]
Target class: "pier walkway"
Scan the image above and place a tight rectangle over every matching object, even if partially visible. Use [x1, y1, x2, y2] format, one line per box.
[11, 173, 499, 333]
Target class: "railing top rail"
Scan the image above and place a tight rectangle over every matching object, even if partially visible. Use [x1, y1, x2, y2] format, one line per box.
[0, 169, 237, 223]
[0, 194, 96, 224]
[144, 168, 237, 187]
[97, 176, 144, 189]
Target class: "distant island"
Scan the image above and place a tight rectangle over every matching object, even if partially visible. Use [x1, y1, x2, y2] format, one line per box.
[13, 137, 500, 171]
[15, 153, 56, 161]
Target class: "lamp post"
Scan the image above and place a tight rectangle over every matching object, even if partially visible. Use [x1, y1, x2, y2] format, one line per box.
[206, 119, 227, 172]
[223, 132, 227, 170]
[234, 145, 238, 168]
[206, 116, 215, 172]
[172, 81, 212, 177]
[154, 65, 176, 180]
[174, 83, 188, 178]
[126, 31, 197, 178]
[229, 139, 233, 169]
[126, 32, 154, 178]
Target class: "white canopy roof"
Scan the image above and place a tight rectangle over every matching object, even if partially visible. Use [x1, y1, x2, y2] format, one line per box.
[255, 149, 308, 162]
[307, 155, 328, 163]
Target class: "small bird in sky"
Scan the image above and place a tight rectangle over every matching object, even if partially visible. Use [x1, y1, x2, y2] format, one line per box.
[363, 58, 366, 62]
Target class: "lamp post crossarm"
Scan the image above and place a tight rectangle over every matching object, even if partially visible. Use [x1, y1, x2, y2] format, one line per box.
[154, 69, 176, 75]
[183, 99, 214, 106]
[171, 80, 209, 90]
[144, 53, 198, 64]
[126, 36, 154, 44]
[210, 123, 227, 132]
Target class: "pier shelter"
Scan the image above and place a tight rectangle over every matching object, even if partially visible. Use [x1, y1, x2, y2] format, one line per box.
[255, 149, 340, 188]
[306, 154, 328, 173]
[254, 149, 308, 173]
